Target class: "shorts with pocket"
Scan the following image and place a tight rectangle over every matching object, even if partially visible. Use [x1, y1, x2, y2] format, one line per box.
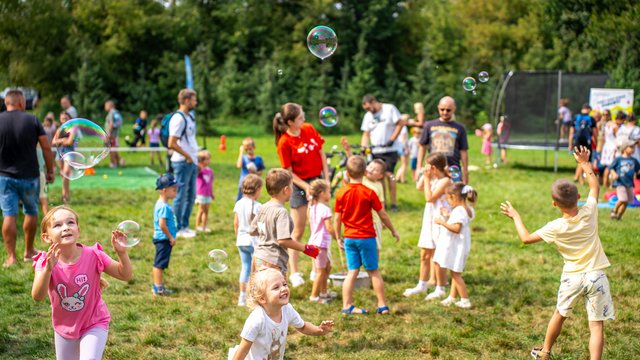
[556, 270, 615, 321]
[0, 176, 40, 216]
[616, 186, 634, 203]
[153, 240, 173, 269]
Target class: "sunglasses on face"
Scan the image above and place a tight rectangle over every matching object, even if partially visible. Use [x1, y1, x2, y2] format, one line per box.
[439, 108, 453, 112]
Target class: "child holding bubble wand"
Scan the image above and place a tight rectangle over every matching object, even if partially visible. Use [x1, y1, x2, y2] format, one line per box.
[31, 205, 132, 360]
[230, 268, 334, 360]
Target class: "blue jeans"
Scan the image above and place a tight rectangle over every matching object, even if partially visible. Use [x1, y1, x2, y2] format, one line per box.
[171, 161, 197, 230]
[0, 176, 40, 217]
[237, 245, 254, 283]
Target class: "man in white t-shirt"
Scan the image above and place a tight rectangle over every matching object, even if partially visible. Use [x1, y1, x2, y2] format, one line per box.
[360, 94, 406, 212]
[168, 89, 199, 238]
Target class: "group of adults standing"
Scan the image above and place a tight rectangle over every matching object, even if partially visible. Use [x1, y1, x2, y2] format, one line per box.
[272, 95, 469, 287]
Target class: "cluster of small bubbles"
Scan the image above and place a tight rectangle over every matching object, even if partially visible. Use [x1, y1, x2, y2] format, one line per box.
[319, 106, 339, 127]
[307, 26, 337, 60]
[208, 249, 229, 273]
[56, 119, 110, 181]
[117, 220, 141, 247]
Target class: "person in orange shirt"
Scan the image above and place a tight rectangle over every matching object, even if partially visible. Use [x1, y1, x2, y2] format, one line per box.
[334, 156, 400, 315]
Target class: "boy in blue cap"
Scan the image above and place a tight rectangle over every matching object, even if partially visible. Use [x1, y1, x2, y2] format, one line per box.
[152, 173, 178, 295]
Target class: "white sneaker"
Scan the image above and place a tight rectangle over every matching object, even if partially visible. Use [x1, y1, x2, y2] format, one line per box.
[176, 229, 196, 239]
[455, 299, 471, 309]
[425, 289, 446, 301]
[289, 272, 305, 288]
[403, 285, 427, 297]
[440, 296, 455, 307]
[309, 271, 317, 282]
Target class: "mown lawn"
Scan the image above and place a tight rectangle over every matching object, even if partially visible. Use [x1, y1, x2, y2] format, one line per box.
[1, 133, 638, 359]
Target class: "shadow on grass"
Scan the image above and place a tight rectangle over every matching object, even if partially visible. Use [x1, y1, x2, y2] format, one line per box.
[510, 162, 575, 173]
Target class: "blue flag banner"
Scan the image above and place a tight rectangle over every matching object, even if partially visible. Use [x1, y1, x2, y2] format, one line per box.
[185, 55, 194, 90]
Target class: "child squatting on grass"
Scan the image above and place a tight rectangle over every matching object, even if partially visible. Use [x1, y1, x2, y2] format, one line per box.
[234, 174, 263, 306]
[334, 155, 400, 315]
[152, 173, 179, 296]
[32, 206, 133, 360]
[230, 268, 334, 360]
[249, 168, 319, 274]
[501, 146, 614, 360]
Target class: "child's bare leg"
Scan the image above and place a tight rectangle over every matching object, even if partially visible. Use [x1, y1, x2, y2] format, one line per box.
[617, 201, 628, 219]
[311, 264, 322, 298]
[367, 269, 388, 309]
[575, 165, 584, 184]
[419, 248, 432, 282]
[342, 269, 361, 310]
[62, 177, 70, 204]
[288, 206, 306, 275]
[541, 310, 567, 354]
[195, 205, 204, 228]
[602, 168, 610, 188]
[320, 264, 331, 294]
[152, 267, 164, 285]
[588, 320, 604, 360]
[450, 271, 467, 298]
[428, 258, 437, 285]
[40, 197, 49, 214]
[201, 203, 210, 228]
[434, 262, 446, 286]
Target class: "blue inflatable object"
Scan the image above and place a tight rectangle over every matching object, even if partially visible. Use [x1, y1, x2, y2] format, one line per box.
[607, 194, 640, 208]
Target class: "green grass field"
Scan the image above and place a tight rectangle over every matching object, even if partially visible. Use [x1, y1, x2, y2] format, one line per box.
[1, 134, 638, 359]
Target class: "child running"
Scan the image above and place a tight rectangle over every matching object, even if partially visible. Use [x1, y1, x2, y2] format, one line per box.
[404, 152, 451, 298]
[334, 156, 400, 315]
[433, 183, 477, 308]
[501, 146, 614, 360]
[195, 149, 215, 233]
[152, 173, 179, 296]
[31, 206, 133, 360]
[250, 168, 319, 274]
[307, 179, 335, 304]
[234, 174, 263, 306]
[230, 268, 334, 360]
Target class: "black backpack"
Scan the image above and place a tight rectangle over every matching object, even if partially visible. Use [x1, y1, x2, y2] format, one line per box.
[574, 114, 593, 144]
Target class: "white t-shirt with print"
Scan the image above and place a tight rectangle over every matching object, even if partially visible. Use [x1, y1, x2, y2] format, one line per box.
[360, 103, 401, 154]
[234, 197, 262, 247]
[169, 111, 198, 163]
[240, 304, 305, 360]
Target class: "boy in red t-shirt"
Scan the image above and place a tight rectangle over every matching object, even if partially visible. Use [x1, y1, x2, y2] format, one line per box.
[334, 156, 400, 315]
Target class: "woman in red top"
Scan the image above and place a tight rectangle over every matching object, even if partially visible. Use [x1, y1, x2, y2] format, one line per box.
[273, 103, 329, 286]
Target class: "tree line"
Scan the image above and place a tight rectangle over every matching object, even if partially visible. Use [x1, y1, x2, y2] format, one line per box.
[1, 0, 638, 133]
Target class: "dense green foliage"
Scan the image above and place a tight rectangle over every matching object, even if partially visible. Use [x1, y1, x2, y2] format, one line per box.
[1, 0, 639, 130]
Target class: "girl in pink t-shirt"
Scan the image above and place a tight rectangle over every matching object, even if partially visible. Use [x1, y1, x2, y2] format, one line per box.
[195, 149, 215, 233]
[32, 206, 133, 360]
[307, 179, 335, 303]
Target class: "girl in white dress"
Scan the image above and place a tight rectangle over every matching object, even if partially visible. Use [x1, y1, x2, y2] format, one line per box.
[601, 113, 624, 188]
[433, 183, 477, 309]
[404, 153, 451, 298]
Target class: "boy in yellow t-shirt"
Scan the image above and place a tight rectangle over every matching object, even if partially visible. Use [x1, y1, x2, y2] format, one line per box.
[500, 146, 613, 360]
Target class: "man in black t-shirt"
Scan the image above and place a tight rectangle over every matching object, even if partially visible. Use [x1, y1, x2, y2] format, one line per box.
[417, 96, 469, 183]
[0, 90, 55, 267]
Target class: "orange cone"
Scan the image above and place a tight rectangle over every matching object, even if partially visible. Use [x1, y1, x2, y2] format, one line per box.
[85, 167, 95, 176]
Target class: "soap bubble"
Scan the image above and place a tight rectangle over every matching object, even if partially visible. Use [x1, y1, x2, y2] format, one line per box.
[307, 26, 338, 60]
[60, 152, 85, 180]
[56, 119, 110, 169]
[478, 71, 490, 83]
[462, 77, 477, 92]
[208, 249, 228, 273]
[277, 69, 284, 77]
[319, 106, 338, 127]
[116, 220, 141, 247]
[449, 165, 462, 182]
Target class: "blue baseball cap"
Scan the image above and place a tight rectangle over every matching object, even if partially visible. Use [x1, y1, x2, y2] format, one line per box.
[156, 173, 177, 190]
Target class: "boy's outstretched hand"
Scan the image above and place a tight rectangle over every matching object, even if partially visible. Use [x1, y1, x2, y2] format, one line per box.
[573, 145, 591, 164]
[319, 320, 335, 334]
[500, 200, 519, 219]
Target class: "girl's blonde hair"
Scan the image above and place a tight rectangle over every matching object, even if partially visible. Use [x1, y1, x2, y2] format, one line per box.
[41, 206, 79, 236]
[308, 179, 329, 202]
[246, 268, 283, 309]
[197, 149, 211, 163]
[446, 182, 478, 204]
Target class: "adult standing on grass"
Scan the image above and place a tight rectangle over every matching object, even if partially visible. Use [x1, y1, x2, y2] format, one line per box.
[273, 102, 329, 288]
[104, 100, 124, 168]
[60, 95, 78, 119]
[360, 94, 406, 212]
[168, 89, 199, 239]
[417, 96, 469, 184]
[0, 89, 55, 267]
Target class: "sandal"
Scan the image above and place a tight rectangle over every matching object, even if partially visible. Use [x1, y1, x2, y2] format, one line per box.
[610, 211, 618, 220]
[530, 346, 550, 360]
[376, 305, 390, 315]
[341, 304, 367, 315]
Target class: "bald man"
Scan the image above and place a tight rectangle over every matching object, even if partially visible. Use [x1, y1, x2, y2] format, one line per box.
[0, 90, 55, 266]
[417, 96, 469, 184]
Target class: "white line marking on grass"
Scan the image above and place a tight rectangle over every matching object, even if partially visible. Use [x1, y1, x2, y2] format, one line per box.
[144, 167, 160, 176]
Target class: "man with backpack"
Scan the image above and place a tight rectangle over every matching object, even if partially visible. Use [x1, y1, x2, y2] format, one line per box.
[569, 103, 597, 184]
[167, 89, 199, 239]
[104, 100, 125, 168]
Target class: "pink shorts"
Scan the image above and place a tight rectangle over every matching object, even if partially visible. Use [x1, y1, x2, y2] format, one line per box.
[616, 186, 634, 203]
[313, 248, 331, 269]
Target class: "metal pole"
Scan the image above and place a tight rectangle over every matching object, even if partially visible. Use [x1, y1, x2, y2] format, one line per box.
[554, 70, 562, 172]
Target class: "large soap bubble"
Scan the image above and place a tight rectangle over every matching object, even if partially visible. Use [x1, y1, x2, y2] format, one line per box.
[478, 71, 490, 83]
[56, 119, 110, 169]
[60, 152, 85, 180]
[462, 77, 477, 92]
[319, 106, 338, 127]
[208, 249, 229, 273]
[307, 26, 338, 60]
[116, 220, 141, 247]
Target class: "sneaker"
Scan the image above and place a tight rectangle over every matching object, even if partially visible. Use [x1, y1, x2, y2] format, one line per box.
[440, 296, 455, 307]
[152, 284, 175, 296]
[309, 271, 317, 282]
[530, 347, 550, 360]
[289, 272, 305, 288]
[309, 296, 330, 304]
[425, 289, 446, 301]
[403, 285, 427, 297]
[320, 291, 337, 300]
[196, 227, 213, 233]
[454, 299, 471, 309]
[177, 229, 196, 239]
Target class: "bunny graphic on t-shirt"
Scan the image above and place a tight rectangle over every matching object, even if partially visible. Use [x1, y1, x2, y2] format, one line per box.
[57, 283, 90, 312]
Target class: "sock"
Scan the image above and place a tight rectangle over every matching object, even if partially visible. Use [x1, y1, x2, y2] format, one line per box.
[459, 298, 470, 304]
[436, 286, 446, 292]
[418, 280, 428, 289]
